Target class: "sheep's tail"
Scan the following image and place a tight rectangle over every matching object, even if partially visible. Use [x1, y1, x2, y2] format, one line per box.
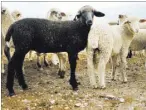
[5, 24, 14, 42]
[4, 24, 14, 62]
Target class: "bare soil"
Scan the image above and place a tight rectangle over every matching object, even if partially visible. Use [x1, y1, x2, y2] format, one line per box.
[1, 53, 146, 110]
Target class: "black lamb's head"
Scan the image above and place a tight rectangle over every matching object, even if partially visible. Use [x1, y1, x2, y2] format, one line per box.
[74, 5, 105, 26]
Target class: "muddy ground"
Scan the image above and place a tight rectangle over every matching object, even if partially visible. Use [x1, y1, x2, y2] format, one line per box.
[1, 53, 146, 110]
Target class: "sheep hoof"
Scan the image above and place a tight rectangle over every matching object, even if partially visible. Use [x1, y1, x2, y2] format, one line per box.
[8, 92, 16, 97]
[69, 79, 78, 90]
[58, 70, 65, 78]
[73, 87, 78, 91]
[21, 84, 28, 90]
[7, 88, 15, 97]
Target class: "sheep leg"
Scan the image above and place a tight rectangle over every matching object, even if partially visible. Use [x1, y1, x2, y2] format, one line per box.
[14, 52, 28, 90]
[120, 50, 128, 83]
[97, 52, 111, 89]
[37, 53, 43, 70]
[111, 55, 118, 81]
[6, 55, 15, 96]
[68, 53, 78, 90]
[57, 53, 66, 78]
[7, 51, 27, 96]
[87, 49, 97, 88]
[44, 53, 49, 67]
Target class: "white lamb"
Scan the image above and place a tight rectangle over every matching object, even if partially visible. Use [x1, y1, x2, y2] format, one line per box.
[87, 15, 140, 88]
[119, 15, 146, 57]
[1, 6, 15, 73]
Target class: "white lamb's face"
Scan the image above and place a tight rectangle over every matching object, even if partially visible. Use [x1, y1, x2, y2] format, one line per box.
[124, 19, 139, 34]
[118, 15, 127, 24]
[12, 11, 22, 20]
[52, 11, 62, 21]
[119, 15, 140, 34]
[52, 11, 66, 21]
[1, 7, 8, 15]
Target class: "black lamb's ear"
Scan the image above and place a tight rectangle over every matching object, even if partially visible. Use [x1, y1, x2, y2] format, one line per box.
[73, 11, 81, 21]
[73, 15, 77, 21]
[94, 9, 105, 17]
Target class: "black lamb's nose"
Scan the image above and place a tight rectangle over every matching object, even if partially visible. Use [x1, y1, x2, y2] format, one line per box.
[86, 20, 92, 26]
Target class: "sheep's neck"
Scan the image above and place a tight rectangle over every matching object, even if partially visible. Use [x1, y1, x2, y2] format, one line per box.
[2, 14, 14, 36]
[120, 25, 135, 39]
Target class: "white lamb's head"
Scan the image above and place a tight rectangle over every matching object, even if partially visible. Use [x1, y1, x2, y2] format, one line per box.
[1, 6, 9, 16]
[11, 10, 22, 21]
[47, 8, 66, 21]
[119, 15, 140, 34]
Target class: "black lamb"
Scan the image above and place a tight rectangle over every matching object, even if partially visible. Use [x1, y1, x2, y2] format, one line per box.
[4, 5, 105, 96]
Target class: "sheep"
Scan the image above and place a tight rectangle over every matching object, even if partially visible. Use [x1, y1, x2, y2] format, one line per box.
[119, 15, 146, 58]
[1, 6, 15, 73]
[128, 30, 146, 57]
[87, 15, 139, 89]
[4, 5, 105, 96]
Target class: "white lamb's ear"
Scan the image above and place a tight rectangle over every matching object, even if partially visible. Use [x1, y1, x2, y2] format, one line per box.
[139, 19, 146, 23]
[119, 14, 127, 19]
[17, 13, 21, 17]
[47, 10, 57, 18]
[60, 12, 66, 16]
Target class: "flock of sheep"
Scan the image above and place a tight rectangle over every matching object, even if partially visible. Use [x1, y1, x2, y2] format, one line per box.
[1, 5, 146, 97]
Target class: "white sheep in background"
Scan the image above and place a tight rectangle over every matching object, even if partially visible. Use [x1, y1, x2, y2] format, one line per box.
[119, 15, 146, 57]
[87, 15, 140, 88]
[11, 10, 22, 21]
[1, 6, 15, 73]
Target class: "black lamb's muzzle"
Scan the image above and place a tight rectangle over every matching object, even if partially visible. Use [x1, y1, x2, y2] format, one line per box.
[85, 13, 93, 26]
[86, 20, 93, 26]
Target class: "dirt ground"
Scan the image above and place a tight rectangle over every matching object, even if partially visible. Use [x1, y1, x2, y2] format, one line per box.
[1, 53, 146, 110]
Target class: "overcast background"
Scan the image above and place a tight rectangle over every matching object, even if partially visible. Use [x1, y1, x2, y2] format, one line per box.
[1, 2, 146, 22]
